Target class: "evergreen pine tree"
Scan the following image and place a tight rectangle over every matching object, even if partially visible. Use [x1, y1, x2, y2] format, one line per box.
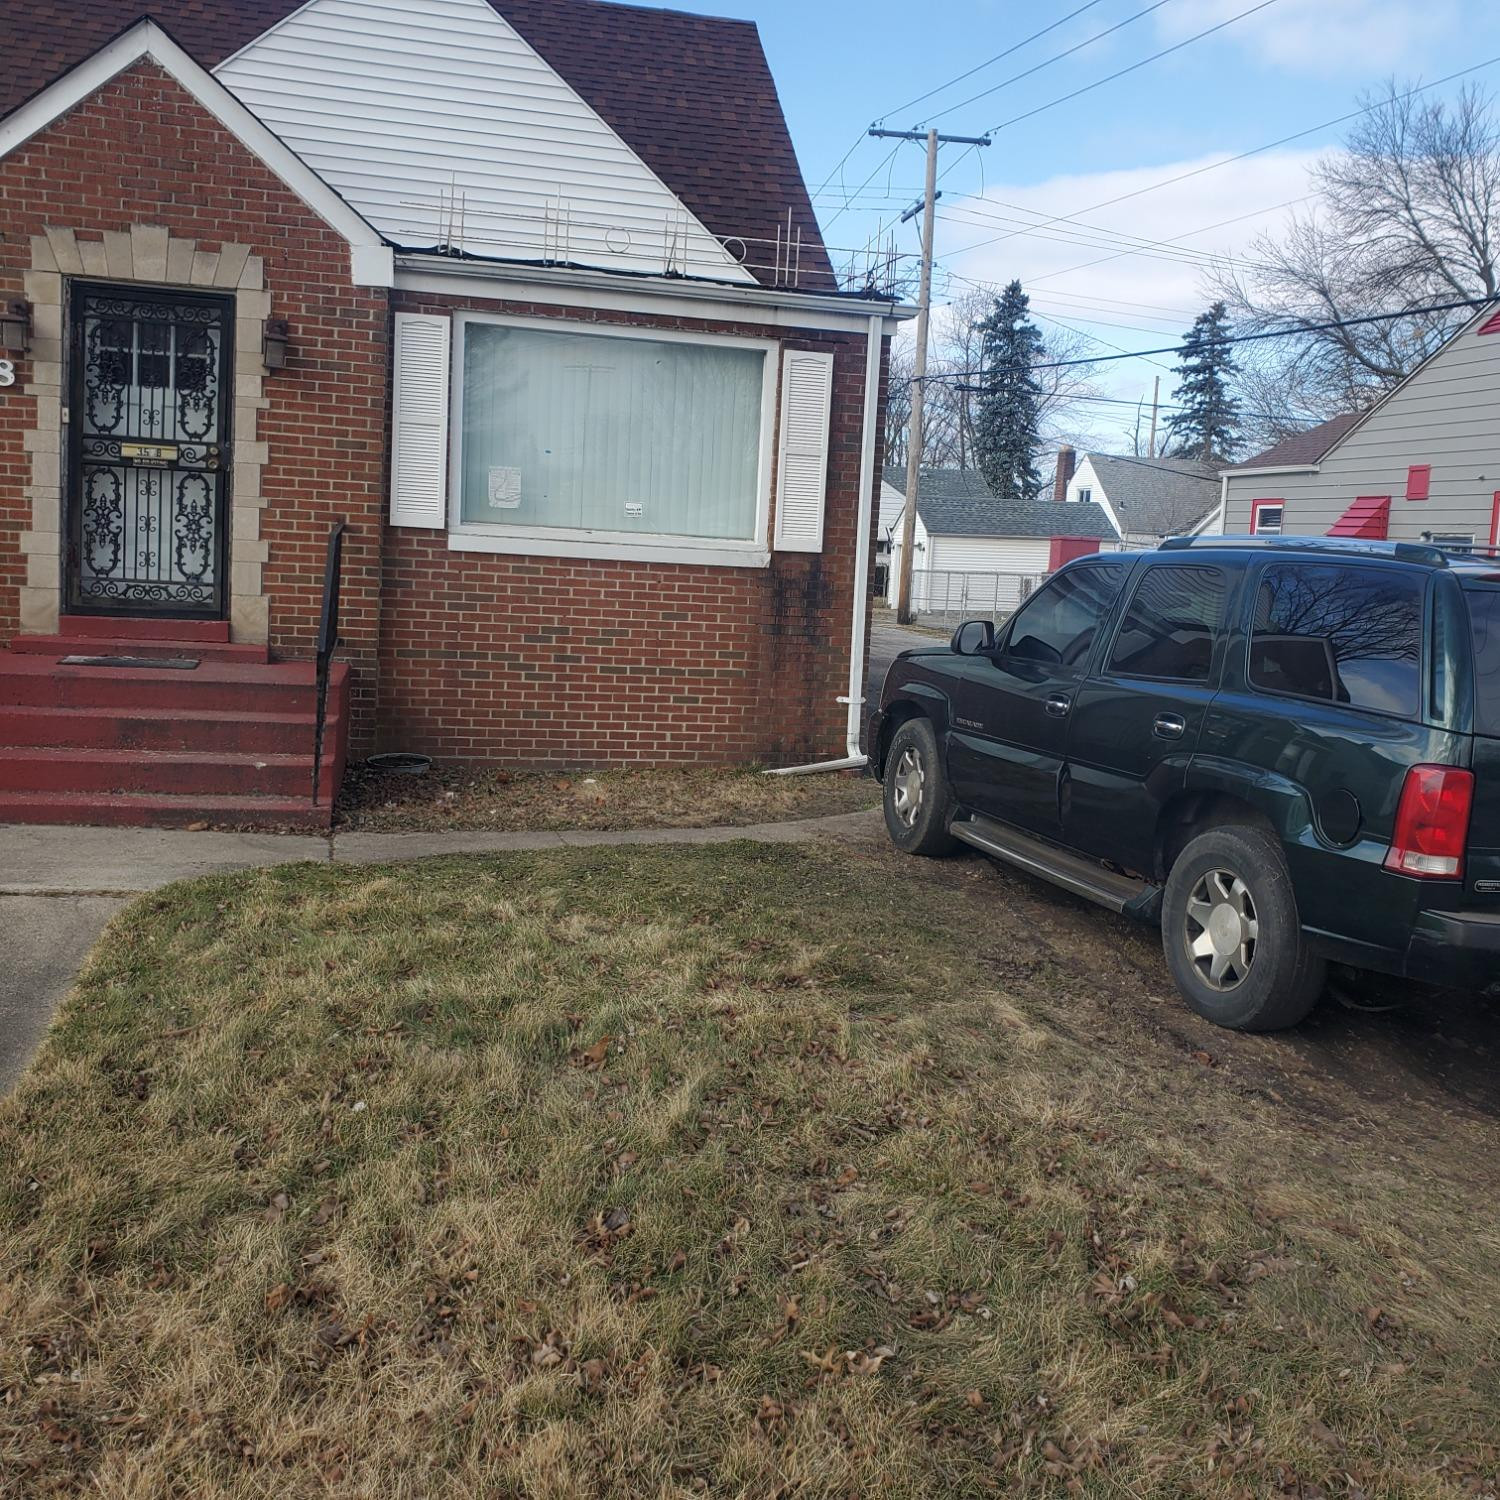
[973, 280, 1045, 499]
[1165, 302, 1242, 463]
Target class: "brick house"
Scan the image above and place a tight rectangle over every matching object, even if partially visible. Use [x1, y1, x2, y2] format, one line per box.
[0, 0, 905, 825]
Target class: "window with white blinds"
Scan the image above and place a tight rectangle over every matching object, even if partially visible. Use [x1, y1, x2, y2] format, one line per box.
[451, 316, 782, 559]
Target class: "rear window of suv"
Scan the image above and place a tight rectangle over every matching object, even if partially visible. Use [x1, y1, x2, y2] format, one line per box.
[1466, 586, 1500, 736]
[1250, 562, 1423, 717]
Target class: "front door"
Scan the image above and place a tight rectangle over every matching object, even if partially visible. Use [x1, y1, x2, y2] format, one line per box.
[67, 283, 232, 617]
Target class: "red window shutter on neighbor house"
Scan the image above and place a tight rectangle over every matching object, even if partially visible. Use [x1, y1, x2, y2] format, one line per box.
[1406, 464, 1431, 500]
[1327, 495, 1391, 539]
[1048, 536, 1102, 569]
[1478, 310, 1500, 335]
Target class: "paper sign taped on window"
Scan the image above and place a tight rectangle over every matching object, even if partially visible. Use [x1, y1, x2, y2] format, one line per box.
[487, 466, 522, 509]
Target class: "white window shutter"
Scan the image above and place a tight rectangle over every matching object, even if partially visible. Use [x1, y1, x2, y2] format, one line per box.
[389, 312, 451, 527]
[773, 349, 834, 552]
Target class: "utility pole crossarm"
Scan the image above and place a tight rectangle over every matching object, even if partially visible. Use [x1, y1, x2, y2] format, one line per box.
[875, 125, 990, 625]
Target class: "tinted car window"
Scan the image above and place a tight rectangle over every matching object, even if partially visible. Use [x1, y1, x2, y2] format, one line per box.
[1006, 561, 1129, 670]
[1466, 586, 1500, 736]
[1250, 563, 1423, 717]
[1107, 564, 1228, 681]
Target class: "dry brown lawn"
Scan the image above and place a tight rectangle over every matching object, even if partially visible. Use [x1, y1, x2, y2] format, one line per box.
[2, 839, 1498, 1497]
[336, 763, 878, 833]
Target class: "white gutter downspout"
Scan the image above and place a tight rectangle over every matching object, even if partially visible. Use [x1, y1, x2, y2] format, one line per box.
[766, 311, 886, 776]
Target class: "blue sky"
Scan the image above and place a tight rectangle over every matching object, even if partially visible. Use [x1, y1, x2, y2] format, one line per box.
[657, 0, 1500, 445]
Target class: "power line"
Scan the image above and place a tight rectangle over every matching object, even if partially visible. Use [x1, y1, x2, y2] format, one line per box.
[942, 56, 1500, 262]
[983, 0, 1284, 135]
[925, 0, 1179, 126]
[820, 140, 905, 234]
[879, 0, 1113, 126]
[919, 294, 1496, 379]
[1019, 195, 1315, 290]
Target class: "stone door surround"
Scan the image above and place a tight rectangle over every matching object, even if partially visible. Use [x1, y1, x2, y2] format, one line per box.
[20, 224, 272, 642]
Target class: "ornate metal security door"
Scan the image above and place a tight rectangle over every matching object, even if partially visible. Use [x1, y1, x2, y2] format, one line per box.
[67, 284, 232, 616]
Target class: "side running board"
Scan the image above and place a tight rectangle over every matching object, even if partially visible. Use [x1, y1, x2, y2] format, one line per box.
[950, 813, 1162, 920]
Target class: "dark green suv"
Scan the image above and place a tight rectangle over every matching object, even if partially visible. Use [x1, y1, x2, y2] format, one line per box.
[869, 537, 1500, 1031]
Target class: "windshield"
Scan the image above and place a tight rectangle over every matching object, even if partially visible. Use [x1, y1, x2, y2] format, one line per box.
[1468, 586, 1500, 736]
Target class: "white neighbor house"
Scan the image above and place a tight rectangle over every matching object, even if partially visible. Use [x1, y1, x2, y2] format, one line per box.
[883, 466, 1119, 615]
[1217, 302, 1500, 548]
[1063, 450, 1221, 545]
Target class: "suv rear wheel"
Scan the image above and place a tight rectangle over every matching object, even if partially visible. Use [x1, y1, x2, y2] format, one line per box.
[882, 717, 957, 856]
[1162, 825, 1325, 1031]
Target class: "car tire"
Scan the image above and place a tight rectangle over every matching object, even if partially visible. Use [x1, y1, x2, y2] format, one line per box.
[1161, 824, 1325, 1031]
[882, 717, 958, 857]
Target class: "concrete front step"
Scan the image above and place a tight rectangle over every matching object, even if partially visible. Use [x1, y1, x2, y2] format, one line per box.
[0, 789, 335, 830]
[0, 703, 325, 754]
[0, 747, 340, 801]
[0, 654, 341, 714]
[9, 633, 270, 664]
[56, 614, 231, 643]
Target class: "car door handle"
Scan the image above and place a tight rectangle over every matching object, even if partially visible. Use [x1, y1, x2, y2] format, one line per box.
[1153, 712, 1187, 739]
[1044, 693, 1072, 719]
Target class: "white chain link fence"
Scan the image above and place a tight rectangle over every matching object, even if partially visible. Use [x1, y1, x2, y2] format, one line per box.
[907, 569, 1046, 628]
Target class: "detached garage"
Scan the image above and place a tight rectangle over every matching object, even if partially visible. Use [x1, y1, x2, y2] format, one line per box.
[883, 466, 1119, 617]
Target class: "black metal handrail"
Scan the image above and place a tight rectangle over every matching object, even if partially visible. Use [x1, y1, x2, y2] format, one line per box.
[311, 520, 347, 805]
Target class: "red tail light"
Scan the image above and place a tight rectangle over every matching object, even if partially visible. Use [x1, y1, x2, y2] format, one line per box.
[1384, 765, 1474, 879]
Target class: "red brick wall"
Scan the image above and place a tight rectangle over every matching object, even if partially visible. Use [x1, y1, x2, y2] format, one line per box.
[0, 62, 390, 742]
[382, 292, 883, 767]
[0, 62, 888, 770]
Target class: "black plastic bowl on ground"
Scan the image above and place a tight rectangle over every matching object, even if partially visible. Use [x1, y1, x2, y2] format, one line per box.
[365, 753, 432, 776]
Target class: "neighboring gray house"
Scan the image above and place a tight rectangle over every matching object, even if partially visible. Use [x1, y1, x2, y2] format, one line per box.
[1063, 451, 1221, 544]
[1218, 302, 1500, 548]
[883, 466, 1118, 614]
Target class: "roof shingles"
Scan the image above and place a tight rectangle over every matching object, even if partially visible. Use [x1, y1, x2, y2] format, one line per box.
[883, 466, 1118, 541]
[0, 0, 833, 290]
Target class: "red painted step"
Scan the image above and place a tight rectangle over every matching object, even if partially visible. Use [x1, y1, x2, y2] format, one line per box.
[0, 703, 325, 754]
[0, 654, 342, 715]
[0, 789, 333, 830]
[0, 747, 340, 801]
[56, 614, 231, 643]
[9, 633, 270, 664]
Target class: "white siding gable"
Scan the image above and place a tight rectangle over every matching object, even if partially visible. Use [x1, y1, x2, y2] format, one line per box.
[216, 0, 753, 282]
[1065, 456, 1122, 534]
[1222, 310, 1500, 541]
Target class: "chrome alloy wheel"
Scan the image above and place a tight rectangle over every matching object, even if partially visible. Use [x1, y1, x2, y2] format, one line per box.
[1184, 868, 1259, 990]
[890, 745, 926, 828]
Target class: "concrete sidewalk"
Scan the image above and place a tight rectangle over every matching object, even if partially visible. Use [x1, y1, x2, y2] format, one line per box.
[0, 810, 879, 1092]
[0, 809, 878, 894]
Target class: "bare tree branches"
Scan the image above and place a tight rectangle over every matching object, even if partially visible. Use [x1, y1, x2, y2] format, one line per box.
[1213, 81, 1500, 418]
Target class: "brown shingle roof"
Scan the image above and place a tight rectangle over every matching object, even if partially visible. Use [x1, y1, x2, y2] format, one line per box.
[0, 0, 833, 290]
[1234, 411, 1366, 470]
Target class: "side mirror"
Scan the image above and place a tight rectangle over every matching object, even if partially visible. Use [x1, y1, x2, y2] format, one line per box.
[951, 618, 995, 656]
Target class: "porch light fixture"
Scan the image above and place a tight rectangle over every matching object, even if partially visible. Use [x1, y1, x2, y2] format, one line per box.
[0, 299, 31, 352]
[262, 319, 289, 371]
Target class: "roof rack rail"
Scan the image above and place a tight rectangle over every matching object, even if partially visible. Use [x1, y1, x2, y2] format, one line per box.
[1156, 534, 1450, 566]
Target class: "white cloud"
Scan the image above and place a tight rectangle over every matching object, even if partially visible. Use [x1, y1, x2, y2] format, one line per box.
[1156, 0, 1460, 75]
[932, 150, 1320, 444]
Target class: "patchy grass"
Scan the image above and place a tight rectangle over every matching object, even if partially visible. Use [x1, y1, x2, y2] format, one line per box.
[336, 762, 878, 833]
[3, 841, 1499, 1497]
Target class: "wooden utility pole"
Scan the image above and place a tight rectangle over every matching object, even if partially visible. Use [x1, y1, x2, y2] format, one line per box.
[871, 125, 990, 624]
[1148, 375, 1160, 458]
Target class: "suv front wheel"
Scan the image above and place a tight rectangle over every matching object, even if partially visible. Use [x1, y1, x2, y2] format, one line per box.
[1162, 825, 1325, 1031]
[882, 717, 957, 857]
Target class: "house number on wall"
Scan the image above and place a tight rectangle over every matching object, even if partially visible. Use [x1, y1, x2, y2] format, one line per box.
[0, 359, 14, 388]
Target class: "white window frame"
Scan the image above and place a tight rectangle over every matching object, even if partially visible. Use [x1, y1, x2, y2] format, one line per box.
[1429, 532, 1476, 553]
[1250, 499, 1284, 535]
[1076, 486, 1092, 504]
[447, 310, 779, 568]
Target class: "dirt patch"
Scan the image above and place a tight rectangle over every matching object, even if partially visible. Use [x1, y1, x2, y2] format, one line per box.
[335, 761, 879, 832]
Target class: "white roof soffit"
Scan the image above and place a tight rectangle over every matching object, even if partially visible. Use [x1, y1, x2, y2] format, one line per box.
[0, 19, 393, 286]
